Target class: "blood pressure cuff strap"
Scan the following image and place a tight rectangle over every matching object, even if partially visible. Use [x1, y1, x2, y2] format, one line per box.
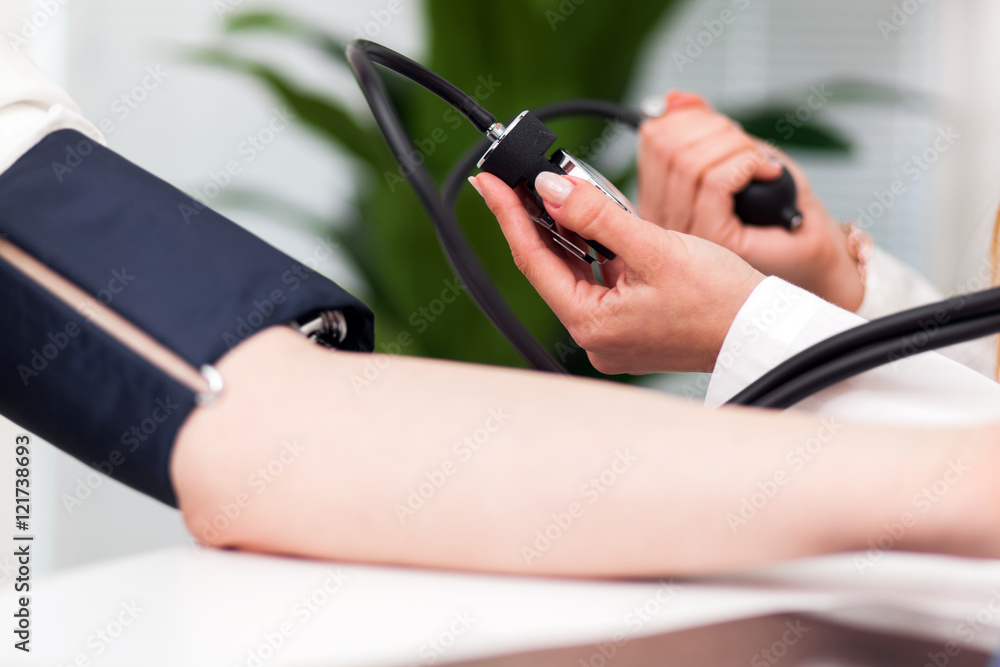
[0, 129, 375, 507]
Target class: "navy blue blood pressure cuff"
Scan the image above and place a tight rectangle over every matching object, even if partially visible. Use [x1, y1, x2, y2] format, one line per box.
[0, 130, 374, 507]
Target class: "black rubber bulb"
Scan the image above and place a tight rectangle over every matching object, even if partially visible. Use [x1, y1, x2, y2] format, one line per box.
[733, 167, 803, 232]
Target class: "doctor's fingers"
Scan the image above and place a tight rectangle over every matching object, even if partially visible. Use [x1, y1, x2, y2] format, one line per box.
[535, 173, 673, 284]
[475, 173, 600, 306]
[664, 130, 782, 234]
[687, 148, 784, 242]
[638, 110, 732, 228]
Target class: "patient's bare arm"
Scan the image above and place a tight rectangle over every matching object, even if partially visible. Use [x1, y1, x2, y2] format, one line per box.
[8, 205, 995, 577]
[170, 326, 999, 577]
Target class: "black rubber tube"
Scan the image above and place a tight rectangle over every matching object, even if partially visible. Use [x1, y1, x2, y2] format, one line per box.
[727, 287, 1000, 406]
[743, 311, 1000, 409]
[347, 40, 1000, 405]
[346, 40, 567, 373]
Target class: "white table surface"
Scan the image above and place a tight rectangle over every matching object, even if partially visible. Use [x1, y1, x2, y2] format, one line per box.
[1, 546, 998, 667]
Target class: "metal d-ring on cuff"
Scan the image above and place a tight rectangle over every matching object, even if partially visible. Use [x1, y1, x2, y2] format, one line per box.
[194, 309, 349, 407]
[296, 309, 349, 348]
[196, 364, 225, 406]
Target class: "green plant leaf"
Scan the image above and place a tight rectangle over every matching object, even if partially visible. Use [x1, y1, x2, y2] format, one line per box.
[733, 109, 852, 153]
[223, 10, 346, 62]
[819, 79, 927, 108]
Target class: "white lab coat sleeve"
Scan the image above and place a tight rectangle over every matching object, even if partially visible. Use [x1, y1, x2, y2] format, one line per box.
[0, 37, 105, 176]
[705, 276, 1000, 426]
[856, 247, 997, 378]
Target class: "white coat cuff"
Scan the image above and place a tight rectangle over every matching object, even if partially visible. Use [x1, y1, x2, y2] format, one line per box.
[705, 277, 862, 408]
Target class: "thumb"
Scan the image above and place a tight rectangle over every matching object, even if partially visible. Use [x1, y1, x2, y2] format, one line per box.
[751, 140, 786, 181]
[534, 172, 663, 277]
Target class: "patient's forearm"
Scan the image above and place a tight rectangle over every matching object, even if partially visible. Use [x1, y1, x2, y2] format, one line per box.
[170, 327, 997, 576]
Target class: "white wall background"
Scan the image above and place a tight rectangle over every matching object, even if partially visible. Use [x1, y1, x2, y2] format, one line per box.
[934, 0, 1000, 292]
[1, 0, 998, 579]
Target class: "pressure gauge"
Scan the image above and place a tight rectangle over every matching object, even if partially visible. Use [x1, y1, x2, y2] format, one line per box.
[550, 149, 639, 218]
[477, 110, 634, 263]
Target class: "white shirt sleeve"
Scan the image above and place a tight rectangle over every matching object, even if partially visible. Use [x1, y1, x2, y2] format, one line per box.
[705, 276, 1000, 427]
[856, 247, 997, 378]
[0, 37, 105, 176]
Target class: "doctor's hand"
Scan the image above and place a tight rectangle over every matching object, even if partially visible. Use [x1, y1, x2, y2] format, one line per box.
[638, 91, 864, 312]
[472, 171, 764, 375]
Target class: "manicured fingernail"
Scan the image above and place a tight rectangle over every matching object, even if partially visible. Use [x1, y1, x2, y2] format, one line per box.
[666, 91, 705, 110]
[468, 176, 484, 198]
[535, 172, 574, 205]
